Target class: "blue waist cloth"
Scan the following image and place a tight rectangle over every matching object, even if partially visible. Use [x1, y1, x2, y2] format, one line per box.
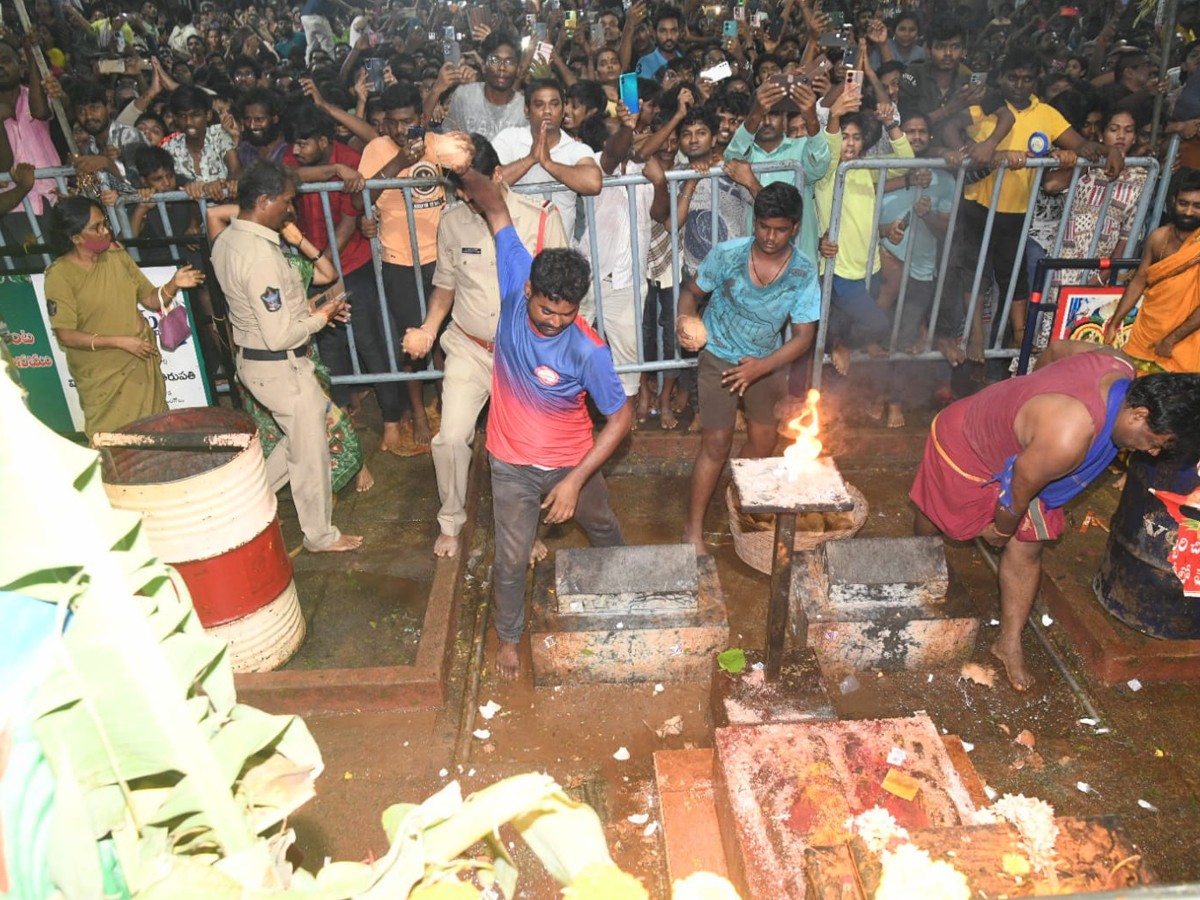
[994, 378, 1132, 512]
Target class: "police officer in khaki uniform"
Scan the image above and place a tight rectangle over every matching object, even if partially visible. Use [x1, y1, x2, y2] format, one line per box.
[212, 160, 363, 553]
[402, 136, 567, 559]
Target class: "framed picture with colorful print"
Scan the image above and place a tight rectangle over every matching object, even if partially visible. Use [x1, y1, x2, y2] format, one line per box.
[1051, 286, 1137, 348]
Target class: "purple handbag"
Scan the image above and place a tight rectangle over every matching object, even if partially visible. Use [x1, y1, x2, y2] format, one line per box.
[158, 293, 192, 351]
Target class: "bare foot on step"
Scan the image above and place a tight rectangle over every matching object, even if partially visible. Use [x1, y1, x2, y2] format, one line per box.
[434, 532, 459, 558]
[990, 641, 1035, 692]
[885, 402, 905, 429]
[937, 337, 965, 367]
[831, 343, 852, 376]
[412, 414, 433, 445]
[530, 538, 548, 566]
[681, 530, 708, 557]
[309, 533, 364, 552]
[496, 641, 521, 680]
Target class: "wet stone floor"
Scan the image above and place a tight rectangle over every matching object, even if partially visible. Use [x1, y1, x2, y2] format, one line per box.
[265, 399, 1200, 898]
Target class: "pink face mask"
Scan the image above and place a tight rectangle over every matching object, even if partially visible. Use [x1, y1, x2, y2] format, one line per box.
[80, 234, 112, 254]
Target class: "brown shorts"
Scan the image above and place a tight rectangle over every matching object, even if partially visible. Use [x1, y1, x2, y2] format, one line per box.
[696, 349, 787, 431]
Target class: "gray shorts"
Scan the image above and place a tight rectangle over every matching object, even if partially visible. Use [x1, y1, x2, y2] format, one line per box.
[696, 349, 787, 431]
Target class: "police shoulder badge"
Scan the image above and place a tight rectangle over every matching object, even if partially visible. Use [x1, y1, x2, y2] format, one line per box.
[260, 287, 283, 312]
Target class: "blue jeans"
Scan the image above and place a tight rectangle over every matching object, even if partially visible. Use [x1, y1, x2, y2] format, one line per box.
[830, 274, 889, 348]
[490, 456, 623, 643]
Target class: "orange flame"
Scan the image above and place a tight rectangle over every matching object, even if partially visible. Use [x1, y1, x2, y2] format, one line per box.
[783, 389, 822, 477]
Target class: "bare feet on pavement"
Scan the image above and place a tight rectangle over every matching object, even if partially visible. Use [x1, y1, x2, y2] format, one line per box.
[885, 402, 905, 429]
[991, 641, 1035, 692]
[496, 641, 520, 680]
[937, 337, 965, 367]
[310, 533, 364, 552]
[530, 538, 548, 565]
[660, 406, 678, 430]
[434, 532, 459, 558]
[413, 413, 433, 445]
[355, 465, 375, 493]
[831, 343, 852, 376]
[380, 419, 405, 452]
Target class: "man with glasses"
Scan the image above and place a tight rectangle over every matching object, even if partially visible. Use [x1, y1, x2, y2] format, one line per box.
[441, 31, 526, 141]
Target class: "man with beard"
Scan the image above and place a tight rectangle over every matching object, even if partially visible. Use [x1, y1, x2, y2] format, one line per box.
[676, 183, 821, 556]
[457, 163, 631, 680]
[440, 31, 526, 141]
[0, 37, 61, 256]
[492, 79, 601, 242]
[72, 82, 149, 185]
[1104, 169, 1200, 374]
[723, 77, 830, 262]
[233, 88, 287, 170]
[636, 5, 683, 81]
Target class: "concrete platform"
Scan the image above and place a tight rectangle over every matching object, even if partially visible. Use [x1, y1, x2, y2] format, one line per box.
[712, 715, 981, 900]
[529, 553, 729, 686]
[1041, 569, 1200, 684]
[791, 538, 979, 673]
[709, 648, 835, 727]
[555, 544, 698, 614]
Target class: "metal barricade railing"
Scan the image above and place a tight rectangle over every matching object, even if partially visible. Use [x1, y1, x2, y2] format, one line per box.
[815, 153, 1162, 388]
[0, 151, 1172, 395]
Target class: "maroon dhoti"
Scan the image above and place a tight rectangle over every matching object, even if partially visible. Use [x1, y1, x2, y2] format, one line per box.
[909, 402, 1064, 543]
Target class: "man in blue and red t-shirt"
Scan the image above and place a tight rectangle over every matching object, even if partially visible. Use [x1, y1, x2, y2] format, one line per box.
[285, 105, 406, 431]
[459, 165, 633, 680]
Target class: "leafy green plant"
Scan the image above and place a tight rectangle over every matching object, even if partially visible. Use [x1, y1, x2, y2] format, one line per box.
[0, 371, 644, 899]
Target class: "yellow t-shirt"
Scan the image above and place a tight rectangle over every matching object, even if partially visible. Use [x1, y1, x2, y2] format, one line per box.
[358, 133, 448, 266]
[963, 96, 1070, 214]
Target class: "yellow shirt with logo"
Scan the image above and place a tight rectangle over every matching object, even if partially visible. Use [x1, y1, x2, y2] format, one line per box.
[964, 96, 1070, 214]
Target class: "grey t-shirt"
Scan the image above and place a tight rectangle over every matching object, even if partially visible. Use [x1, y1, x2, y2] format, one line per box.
[442, 83, 527, 141]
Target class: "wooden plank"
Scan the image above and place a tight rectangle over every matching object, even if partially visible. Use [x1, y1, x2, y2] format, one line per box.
[654, 749, 729, 883]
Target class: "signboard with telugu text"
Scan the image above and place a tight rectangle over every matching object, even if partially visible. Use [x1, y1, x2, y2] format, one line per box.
[0, 268, 210, 435]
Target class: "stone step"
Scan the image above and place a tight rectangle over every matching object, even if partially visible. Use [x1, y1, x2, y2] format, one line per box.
[554, 544, 699, 615]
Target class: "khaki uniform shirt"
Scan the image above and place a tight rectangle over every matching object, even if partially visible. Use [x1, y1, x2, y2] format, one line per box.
[211, 219, 326, 352]
[431, 187, 567, 343]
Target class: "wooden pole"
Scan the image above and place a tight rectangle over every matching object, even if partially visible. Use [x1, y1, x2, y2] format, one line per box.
[1151, 0, 1180, 150]
[11, 0, 79, 157]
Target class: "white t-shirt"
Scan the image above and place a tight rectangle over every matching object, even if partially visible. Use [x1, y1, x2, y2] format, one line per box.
[490, 126, 596, 241]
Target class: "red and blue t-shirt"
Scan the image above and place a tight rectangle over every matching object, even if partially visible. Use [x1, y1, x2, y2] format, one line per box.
[486, 226, 626, 468]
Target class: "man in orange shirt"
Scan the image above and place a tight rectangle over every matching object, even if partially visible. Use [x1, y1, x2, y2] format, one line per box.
[359, 84, 467, 448]
[1105, 170, 1200, 374]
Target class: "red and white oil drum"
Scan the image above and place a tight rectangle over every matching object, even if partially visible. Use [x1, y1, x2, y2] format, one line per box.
[99, 408, 303, 672]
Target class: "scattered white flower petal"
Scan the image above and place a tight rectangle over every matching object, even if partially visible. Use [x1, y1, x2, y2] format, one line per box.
[961, 741, 975, 752]
[653, 683, 664, 694]
[643, 821, 659, 837]
[613, 746, 631, 761]
[627, 813, 650, 825]
[1094, 727, 1111, 734]
[1127, 678, 1143, 692]
[479, 700, 502, 720]
[887, 747, 908, 767]
[1076, 782, 1094, 795]
[617, 622, 625, 629]
[1041, 614, 1054, 627]
[439, 768, 449, 777]
[473, 729, 491, 740]
[751, 661, 765, 672]
[989, 619, 1000, 626]
[468, 768, 476, 777]
[984, 785, 998, 800]
[927, 673, 934, 683]
[1078, 717, 1098, 726]
[1137, 799, 1159, 812]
